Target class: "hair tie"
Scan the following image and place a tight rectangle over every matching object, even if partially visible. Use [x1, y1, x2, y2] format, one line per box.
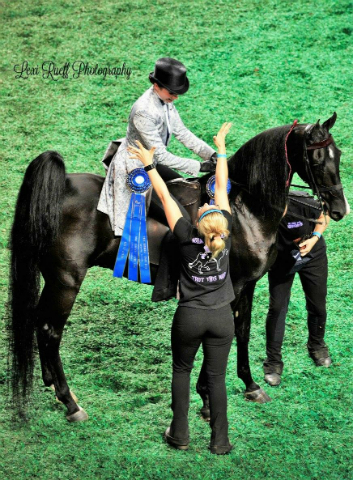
[210, 233, 226, 242]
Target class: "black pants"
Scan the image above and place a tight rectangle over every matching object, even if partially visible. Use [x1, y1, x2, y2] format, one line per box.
[149, 164, 190, 225]
[170, 304, 234, 447]
[264, 253, 328, 375]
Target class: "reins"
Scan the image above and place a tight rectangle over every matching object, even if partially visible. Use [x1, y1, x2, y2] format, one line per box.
[285, 120, 298, 186]
[228, 178, 323, 224]
[227, 123, 340, 225]
[285, 125, 341, 225]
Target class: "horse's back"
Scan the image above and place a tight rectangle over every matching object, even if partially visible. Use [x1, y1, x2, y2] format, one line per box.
[65, 173, 104, 208]
[54, 173, 166, 275]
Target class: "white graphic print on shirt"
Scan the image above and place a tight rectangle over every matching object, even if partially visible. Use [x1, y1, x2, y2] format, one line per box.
[188, 247, 229, 276]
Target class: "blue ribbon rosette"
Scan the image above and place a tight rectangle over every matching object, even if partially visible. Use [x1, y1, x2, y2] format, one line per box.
[113, 168, 152, 283]
[206, 175, 231, 205]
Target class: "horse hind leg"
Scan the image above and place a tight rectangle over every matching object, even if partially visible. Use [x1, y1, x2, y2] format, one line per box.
[37, 273, 88, 422]
[234, 282, 272, 404]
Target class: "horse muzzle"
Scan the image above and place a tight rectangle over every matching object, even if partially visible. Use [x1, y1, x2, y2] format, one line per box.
[323, 194, 350, 221]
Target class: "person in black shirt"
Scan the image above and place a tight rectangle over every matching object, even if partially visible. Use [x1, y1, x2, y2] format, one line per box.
[128, 123, 234, 455]
[263, 192, 331, 387]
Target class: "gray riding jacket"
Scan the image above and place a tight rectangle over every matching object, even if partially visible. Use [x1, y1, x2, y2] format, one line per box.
[97, 86, 215, 235]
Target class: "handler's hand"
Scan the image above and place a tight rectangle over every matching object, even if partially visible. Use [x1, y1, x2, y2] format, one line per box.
[127, 141, 156, 167]
[213, 122, 232, 152]
[298, 236, 319, 256]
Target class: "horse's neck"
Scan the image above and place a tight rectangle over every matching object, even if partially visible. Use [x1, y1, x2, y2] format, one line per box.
[230, 191, 282, 240]
[228, 125, 306, 223]
[286, 126, 307, 180]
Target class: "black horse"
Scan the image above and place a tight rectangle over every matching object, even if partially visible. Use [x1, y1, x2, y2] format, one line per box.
[8, 113, 348, 421]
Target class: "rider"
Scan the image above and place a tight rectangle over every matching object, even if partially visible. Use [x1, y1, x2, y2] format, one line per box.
[263, 191, 332, 386]
[128, 123, 234, 455]
[97, 57, 217, 236]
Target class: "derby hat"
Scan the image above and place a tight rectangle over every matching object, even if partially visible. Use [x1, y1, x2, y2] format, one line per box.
[149, 57, 189, 95]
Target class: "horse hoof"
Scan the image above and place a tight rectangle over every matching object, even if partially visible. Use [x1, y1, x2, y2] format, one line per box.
[200, 406, 211, 422]
[66, 405, 88, 422]
[245, 388, 272, 403]
[264, 373, 281, 386]
[199, 393, 210, 422]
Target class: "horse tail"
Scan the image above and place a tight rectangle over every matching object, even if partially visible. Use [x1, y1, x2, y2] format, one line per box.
[7, 151, 66, 412]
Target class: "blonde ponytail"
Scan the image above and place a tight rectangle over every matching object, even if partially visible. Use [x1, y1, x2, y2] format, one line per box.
[198, 212, 229, 259]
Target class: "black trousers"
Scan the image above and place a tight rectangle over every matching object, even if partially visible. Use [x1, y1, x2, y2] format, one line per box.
[170, 304, 234, 447]
[264, 253, 328, 375]
[148, 164, 190, 225]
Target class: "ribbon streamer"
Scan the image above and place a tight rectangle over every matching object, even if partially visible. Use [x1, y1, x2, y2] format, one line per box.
[113, 168, 151, 283]
[206, 175, 231, 205]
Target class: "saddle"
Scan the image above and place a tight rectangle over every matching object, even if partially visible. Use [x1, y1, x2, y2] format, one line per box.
[148, 178, 201, 266]
[166, 177, 201, 225]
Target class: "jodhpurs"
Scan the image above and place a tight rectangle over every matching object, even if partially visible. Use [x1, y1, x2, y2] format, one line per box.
[170, 304, 234, 447]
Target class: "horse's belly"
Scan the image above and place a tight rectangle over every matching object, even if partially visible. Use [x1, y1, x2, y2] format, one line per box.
[147, 220, 169, 265]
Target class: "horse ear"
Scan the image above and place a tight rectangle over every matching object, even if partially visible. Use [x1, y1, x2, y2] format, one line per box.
[305, 120, 320, 138]
[322, 112, 337, 132]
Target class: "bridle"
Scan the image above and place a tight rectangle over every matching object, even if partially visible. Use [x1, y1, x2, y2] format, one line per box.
[284, 124, 343, 217]
[301, 133, 342, 213]
[229, 124, 343, 224]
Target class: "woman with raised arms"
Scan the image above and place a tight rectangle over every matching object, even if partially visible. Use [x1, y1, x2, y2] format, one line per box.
[128, 123, 234, 455]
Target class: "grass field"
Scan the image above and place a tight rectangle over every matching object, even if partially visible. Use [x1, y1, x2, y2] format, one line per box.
[1, 0, 352, 479]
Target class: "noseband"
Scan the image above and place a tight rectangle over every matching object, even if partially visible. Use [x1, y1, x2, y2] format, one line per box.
[306, 135, 334, 150]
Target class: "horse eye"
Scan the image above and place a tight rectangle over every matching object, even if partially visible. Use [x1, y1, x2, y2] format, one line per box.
[312, 150, 324, 165]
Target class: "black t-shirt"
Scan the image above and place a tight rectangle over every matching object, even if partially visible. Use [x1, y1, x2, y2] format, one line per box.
[274, 192, 326, 271]
[173, 210, 235, 309]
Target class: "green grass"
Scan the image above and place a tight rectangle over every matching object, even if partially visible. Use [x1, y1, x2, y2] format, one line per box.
[1, 0, 352, 479]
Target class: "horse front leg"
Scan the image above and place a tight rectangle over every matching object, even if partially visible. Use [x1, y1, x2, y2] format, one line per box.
[234, 282, 271, 403]
[37, 277, 88, 422]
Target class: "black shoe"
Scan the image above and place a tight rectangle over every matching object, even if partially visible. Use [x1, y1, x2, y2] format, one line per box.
[209, 443, 233, 455]
[308, 345, 332, 367]
[264, 373, 281, 386]
[313, 355, 332, 367]
[164, 427, 189, 451]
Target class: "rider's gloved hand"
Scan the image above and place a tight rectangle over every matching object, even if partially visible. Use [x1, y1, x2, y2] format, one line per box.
[209, 152, 218, 164]
[200, 160, 216, 173]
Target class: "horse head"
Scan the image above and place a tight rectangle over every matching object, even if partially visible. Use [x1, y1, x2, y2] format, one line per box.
[294, 113, 349, 221]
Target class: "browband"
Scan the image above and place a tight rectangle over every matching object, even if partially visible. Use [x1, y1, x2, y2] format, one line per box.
[306, 135, 333, 150]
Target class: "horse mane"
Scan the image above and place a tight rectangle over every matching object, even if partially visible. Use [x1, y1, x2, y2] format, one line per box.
[228, 125, 295, 218]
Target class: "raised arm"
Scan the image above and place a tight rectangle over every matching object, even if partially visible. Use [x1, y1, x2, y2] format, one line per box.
[127, 141, 183, 232]
[213, 122, 232, 213]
